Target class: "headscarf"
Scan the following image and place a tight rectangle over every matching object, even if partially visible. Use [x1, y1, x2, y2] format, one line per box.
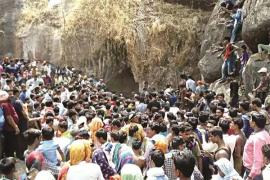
[89, 117, 104, 145]
[154, 140, 168, 154]
[69, 139, 92, 165]
[121, 164, 143, 180]
[58, 140, 92, 180]
[214, 158, 243, 180]
[26, 151, 45, 171]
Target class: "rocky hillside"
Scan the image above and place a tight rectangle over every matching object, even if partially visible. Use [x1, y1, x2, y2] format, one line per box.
[0, 0, 212, 92]
[1, 0, 269, 93]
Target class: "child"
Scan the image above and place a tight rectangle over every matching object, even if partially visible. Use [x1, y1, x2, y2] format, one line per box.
[23, 128, 41, 158]
[36, 126, 64, 167]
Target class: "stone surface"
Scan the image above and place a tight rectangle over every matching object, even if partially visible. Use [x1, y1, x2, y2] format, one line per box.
[242, 53, 270, 94]
[242, 0, 270, 52]
[198, 0, 231, 82]
[11, 0, 211, 91]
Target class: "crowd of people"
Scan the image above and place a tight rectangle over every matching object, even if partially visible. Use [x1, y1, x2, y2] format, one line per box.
[0, 0, 270, 180]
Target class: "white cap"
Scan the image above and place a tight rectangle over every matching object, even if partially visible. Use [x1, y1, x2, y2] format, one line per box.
[258, 67, 267, 73]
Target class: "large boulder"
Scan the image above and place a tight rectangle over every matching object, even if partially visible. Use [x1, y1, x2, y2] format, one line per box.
[242, 53, 270, 94]
[198, 0, 231, 82]
[198, 50, 223, 82]
[242, 0, 270, 52]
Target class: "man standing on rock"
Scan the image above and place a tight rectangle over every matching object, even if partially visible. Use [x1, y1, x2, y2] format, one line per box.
[252, 67, 270, 103]
[258, 31, 270, 56]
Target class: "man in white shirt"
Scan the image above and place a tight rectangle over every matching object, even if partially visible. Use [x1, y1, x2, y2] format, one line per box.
[262, 144, 270, 180]
[186, 75, 196, 92]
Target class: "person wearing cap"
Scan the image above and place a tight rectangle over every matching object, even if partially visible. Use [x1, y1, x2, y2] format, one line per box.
[252, 67, 270, 103]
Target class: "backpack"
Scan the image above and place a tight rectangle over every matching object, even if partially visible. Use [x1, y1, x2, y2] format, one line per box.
[0, 106, 5, 131]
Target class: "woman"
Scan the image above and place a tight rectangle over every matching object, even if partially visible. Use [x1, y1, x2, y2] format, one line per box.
[212, 158, 242, 180]
[58, 139, 104, 180]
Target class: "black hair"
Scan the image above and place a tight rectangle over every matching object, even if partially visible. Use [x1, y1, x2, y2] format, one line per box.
[119, 131, 128, 144]
[239, 100, 250, 111]
[229, 108, 238, 118]
[223, 37, 230, 42]
[132, 140, 142, 150]
[252, 98, 262, 108]
[149, 122, 161, 134]
[23, 129, 41, 145]
[58, 121, 68, 131]
[251, 113, 266, 129]
[111, 119, 121, 128]
[0, 157, 16, 175]
[262, 144, 270, 161]
[171, 124, 180, 136]
[151, 150, 165, 167]
[219, 119, 230, 134]
[233, 118, 244, 129]
[198, 111, 209, 124]
[173, 150, 195, 178]
[209, 126, 223, 139]
[45, 100, 53, 107]
[241, 45, 247, 50]
[95, 128, 107, 140]
[171, 136, 185, 149]
[111, 131, 120, 142]
[187, 117, 198, 130]
[128, 125, 139, 137]
[41, 126, 54, 140]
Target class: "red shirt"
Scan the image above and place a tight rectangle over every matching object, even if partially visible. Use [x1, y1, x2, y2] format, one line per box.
[224, 43, 233, 60]
[2, 102, 19, 132]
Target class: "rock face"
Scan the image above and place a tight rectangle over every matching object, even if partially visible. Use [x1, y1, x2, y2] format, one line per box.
[0, 0, 22, 56]
[242, 53, 270, 95]
[1, 0, 212, 92]
[198, 0, 231, 82]
[242, 0, 270, 52]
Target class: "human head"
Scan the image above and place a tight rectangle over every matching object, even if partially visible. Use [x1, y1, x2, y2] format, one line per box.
[174, 150, 196, 178]
[231, 118, 243, 131]
[251, 98, 262, 110]
[209, 126, 223, 144]
[219, 119, 230, 134]
[23, 128, 41, 147]
[41, 126, 54, 140]
[147, 122, 161, 138]
[216, 106, 224, 118]
[250, 112, 266, 129]
[151, 150, 165, 167]
[239, 100, 250, 112]
[223, 37, 230, 45]
[262, 144, 270, 165]
[25, 151, 45, 171]
[171, 136, 185, 151]
[69, 139, 92, 165]
[95, 128, 107, 145]
[58, 121, 68, 133]
[0, 157, 16, 177]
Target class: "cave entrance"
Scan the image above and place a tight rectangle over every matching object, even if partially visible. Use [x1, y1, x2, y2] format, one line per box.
[106, 68, 139, 97]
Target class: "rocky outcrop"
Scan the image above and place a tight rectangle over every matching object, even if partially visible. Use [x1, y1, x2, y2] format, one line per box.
[198, 0, 232, 82]
[242, 0, 270, 52]
[242, 53, 270, 95]
[14, 0, 212, 90]
[0, 0, 23, 57]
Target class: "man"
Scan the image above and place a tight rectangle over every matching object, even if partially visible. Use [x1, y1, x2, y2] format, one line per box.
[219, 37, 238, 82]
[186, 75, 196, 93]
[164, 136, 185, 180]
[174, 149, 196, 180]
[12, 89, 29, 160]
[243, 112, 270, 180]
[252, 67, 270, 103]
[146, 150, 168, 180]
[250, 98, 270, 132]
[209, 126, 231, 160]
[1, 91, 20, 158]
[239, 100, 253, 138]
